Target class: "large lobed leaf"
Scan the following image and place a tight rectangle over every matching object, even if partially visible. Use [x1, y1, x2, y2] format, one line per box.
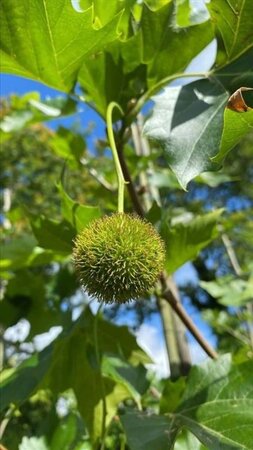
[58, 183, 101, 233]
[0, 0, 120, 91]
[141, 3, 213, 87]
[122, 355, 253, 450]
[144, 79, 253, 188]
[213, 48, 253, 93]
[0, 308, 150, 443]
[27, 184, 101, 254]
[143, 79, 228, 189]
[200, 273, 253, 307]
[161, 209, 223, 274]
[78, 2, 213, 117]
[208, 0, 253, 67]
[213, 108, 253, 163]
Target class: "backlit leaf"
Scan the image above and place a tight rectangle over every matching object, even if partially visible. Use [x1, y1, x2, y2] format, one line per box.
[161, 209, 222, 273]
[141, 4, 213, 87]
[0, 0, 120, 91]
[0, 308, 150, 442]
[213, 108, 253, 163]
[122, 355, 253, 450]
[58, 183, 101, 233]
[208, 0, 253, 66]
[30, 216, 74, 253]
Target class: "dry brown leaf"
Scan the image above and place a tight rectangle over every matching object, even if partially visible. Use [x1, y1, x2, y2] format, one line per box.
[227, 87, 253, 112]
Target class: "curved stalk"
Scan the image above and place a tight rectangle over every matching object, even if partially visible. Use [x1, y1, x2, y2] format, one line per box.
[106, 102, 126, 213]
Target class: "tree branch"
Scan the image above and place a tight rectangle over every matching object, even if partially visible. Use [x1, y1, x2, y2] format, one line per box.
[160, 273, 218, 359]
[117, 132, 218, 360]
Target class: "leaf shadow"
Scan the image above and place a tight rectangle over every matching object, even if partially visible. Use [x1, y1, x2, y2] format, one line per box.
[171, 79, 224, 131]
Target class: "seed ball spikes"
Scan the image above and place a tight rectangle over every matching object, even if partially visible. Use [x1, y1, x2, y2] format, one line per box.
[73, 213, 165, 304]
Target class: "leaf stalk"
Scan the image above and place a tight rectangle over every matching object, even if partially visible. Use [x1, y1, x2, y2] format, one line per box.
[106, 102, 126, 213]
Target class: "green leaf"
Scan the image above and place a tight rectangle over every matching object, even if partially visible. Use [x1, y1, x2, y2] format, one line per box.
[200, 273, 253, 307]
[213, 48, 253, 93]
[160, 377, 186, 414]
[58, 183, 101, 233]
[196, 171, 236, 187]
[1, 270, 60, 335]
[47, 310, 150, 441]
[121, 412, 176, 450]
[175, 0, 191, 27]
[0, 235, 37, 271]
[143, 79, 228, 189]
[174, 430, 207, 450]
[79, 4, 213, 117]
[0, 344, 54, 412]
[175, 0, 209, 27]
[102, 356, 149, 408]
[141, 4, 213, 87]
[30, 215, 75, 253]
[208, 0, 253, 66]
[212, 109, 253, 163]
[50, 414, 78, 450]
[0, 93, 77, 133]
[78, 36, 146, 118]
[161, 210, 223, 274]
[174, 355, 253, 449]
[0, 0, 120, 91]
[0, 308, 150, 442]
[50, 127, 85, 165]
[148, 169, 181, 189]
[74, 0, 134, 31]
[122, 355, 253, 450]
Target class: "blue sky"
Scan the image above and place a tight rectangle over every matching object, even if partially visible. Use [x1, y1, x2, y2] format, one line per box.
[1, 40, 218, 374]
[0, 73, 106, 151]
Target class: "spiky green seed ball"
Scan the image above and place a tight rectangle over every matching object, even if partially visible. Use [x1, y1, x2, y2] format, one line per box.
[73, 213, 165, 304]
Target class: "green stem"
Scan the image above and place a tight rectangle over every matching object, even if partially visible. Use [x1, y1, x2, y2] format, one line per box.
[126, 71, 211, 125]
[106, 102, 126, 213]
[94, 303, 107, 449]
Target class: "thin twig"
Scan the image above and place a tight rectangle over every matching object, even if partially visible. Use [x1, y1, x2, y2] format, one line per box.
[117, 144, 145, 217]
[221, 233, 242, 276]
[89, 167, 116, 192]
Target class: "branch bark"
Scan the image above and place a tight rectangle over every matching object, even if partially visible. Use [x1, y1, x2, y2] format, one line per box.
[160, 273, 218, 359]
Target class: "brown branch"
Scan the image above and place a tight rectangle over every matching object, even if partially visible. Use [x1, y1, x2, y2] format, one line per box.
[221, 233, 242, 276]
[117, 134, 218, 360]
[117, 144, 145, 217]
[160, 273, 218, 359]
